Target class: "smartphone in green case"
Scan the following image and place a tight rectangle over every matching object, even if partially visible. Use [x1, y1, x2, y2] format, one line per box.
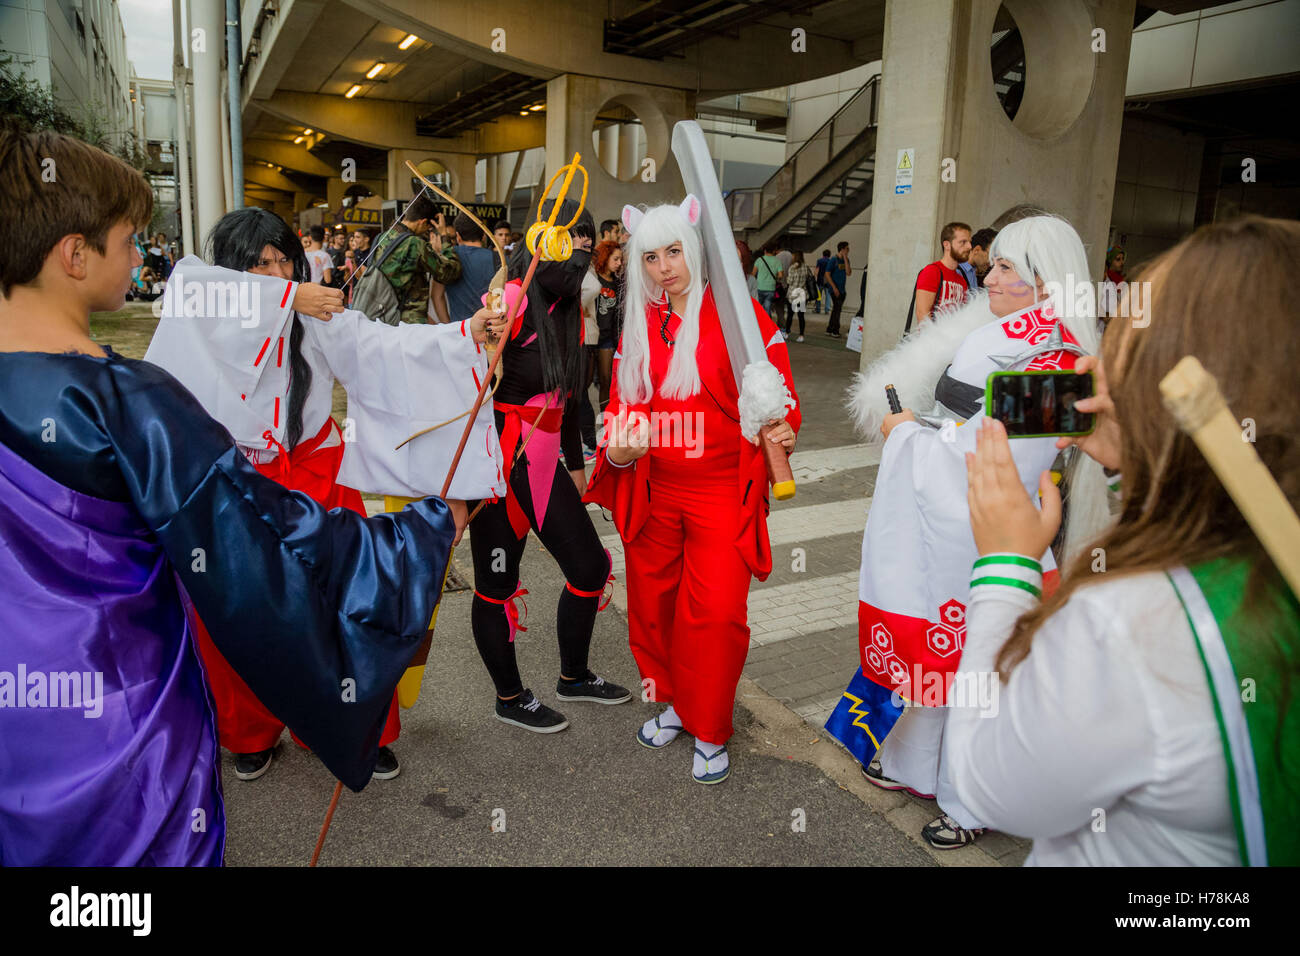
[985, 368, 1096, 439]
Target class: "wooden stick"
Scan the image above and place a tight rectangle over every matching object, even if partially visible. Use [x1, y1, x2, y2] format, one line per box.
[1160, 355, 1300, 595]
[309, 781, 343, 867]
[760, 424, 796, 500]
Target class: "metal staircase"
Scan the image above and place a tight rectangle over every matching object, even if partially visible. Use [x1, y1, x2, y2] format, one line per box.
[725, 76, 879, 252]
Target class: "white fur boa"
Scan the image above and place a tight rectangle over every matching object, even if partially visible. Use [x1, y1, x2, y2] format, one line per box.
[739, 360, 796, 441]
[845, 292, 997, 441]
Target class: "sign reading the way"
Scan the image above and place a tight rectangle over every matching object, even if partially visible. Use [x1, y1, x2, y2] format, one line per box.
[430, 201, 508, 226]
[895, 148, 914, 195]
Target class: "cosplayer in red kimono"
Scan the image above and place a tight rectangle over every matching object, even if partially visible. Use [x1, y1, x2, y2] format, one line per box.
[585, 198, 800, 784]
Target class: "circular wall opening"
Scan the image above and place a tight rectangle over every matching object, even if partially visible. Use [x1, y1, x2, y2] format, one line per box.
[341, 183, 374, 208]
[410, 159, 452, 194]
[990, 5, 1025, 122]
[993, 0, 1094, 140]
[591, 100, 649, 182]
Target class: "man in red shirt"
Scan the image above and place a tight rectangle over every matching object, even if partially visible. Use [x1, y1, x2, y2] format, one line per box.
[912, 221, 971, 325]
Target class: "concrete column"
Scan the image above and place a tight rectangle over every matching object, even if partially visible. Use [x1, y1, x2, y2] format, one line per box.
[188, 0, 227, 243]
[387, 150, 413, 201]
[485, 155, 500, 205]
[219, 94, 234, 211]
[617, 122, 641, 183]
[598, 123, 619, 178]
[545, 74, 691, 225]
[171, 0, 195, 255]
[859, 0, 1136, 368]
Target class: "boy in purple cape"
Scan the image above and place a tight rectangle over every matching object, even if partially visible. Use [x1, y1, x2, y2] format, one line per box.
[0, 125, 456, 865]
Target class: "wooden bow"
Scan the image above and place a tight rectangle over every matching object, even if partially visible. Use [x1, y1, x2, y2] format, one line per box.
[405, 160, 509, 384]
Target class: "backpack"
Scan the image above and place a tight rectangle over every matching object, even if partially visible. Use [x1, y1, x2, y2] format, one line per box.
[903, 264, 936, 335]
[350, 233, 420, 326]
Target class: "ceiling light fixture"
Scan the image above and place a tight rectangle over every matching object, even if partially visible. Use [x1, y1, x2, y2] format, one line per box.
[304, 128, 313, 135]
[399, 34, 418, 50]
[293, 136, 303, 143]
[345, 85, 361, 99]
[366, 62, 385, 80]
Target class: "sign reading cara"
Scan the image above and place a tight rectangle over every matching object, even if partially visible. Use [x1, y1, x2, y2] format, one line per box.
[341, 207, 382, 225]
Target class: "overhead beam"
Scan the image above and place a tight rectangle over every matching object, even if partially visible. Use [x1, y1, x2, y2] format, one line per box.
[696, 92, 789, 122]
[244, 164, 313, 193]
[242, 0, 328, 107]
[338, 0, 876, 97]
[254, 91, 475, 152]
[244, 137, 338, 177]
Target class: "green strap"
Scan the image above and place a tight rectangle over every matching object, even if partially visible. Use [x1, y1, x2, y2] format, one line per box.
[969, 575, 1040, 597]
[973, 554, 1041, 571]
[1169, 558, 1300, 867]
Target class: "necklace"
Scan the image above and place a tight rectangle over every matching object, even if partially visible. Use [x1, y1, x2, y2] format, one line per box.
[658, 305, 675, 348]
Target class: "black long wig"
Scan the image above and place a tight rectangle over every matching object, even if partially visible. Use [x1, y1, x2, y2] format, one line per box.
[205, 207, 314, 450]
[507, 197, 594, 396]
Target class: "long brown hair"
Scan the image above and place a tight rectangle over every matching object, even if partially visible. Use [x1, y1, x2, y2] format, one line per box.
[997, 216, 1300, 674]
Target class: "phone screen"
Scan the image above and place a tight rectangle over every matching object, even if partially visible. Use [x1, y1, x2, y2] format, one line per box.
[986, 370, 1095, 438]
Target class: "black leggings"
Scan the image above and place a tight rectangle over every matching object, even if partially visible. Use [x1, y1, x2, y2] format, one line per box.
[469, 450, 609, 698]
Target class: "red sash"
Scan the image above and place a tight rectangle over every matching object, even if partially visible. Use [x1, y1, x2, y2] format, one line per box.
[254, 417, 363, 514]
[495, 397, 565, 539]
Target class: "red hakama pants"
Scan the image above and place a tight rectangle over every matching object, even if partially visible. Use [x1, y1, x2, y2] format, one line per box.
[624, 459, 752, 744]
[191, 418, 400, 753]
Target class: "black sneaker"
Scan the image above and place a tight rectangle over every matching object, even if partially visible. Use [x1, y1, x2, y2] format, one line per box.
[862, 758, 935, 799]
[556, 671, 632, 704]
[372, 746, 400, 781]
[494, 689, 570, 733]
[234, 748, 273, 781]
[922, 813, 987, 849]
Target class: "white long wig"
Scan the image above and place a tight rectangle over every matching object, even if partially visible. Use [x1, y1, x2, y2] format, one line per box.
[989, 214, 1099, 354]
[618, 199, 707, 405]
[990, 214, 1109, 561]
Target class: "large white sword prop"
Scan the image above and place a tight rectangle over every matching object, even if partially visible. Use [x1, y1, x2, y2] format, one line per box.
[671, 120, 797, 499]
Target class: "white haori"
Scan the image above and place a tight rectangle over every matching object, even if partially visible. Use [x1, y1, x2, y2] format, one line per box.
[868, 414, 1058, 831]
[145, 259, 505, 500]
[306, 313, 505, 500]
[145, 256, 302, 450]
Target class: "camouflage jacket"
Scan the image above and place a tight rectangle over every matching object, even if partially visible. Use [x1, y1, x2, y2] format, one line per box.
[371, 224, 461, 306]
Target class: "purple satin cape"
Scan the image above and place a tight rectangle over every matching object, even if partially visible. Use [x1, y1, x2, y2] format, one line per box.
[0, 438, 225, 866]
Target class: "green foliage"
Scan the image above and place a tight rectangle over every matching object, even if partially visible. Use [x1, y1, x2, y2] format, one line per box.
[1, 56, 148, 171]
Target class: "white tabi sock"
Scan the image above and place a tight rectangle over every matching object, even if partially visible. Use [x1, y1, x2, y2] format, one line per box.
[641, 705, 682, 746]
[693, 738, 729, 778]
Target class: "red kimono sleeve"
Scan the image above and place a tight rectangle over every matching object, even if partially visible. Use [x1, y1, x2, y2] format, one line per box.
[735, 298, 801, 581]
[753, 298, 801, 434]
[582, 342, 652, 541]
